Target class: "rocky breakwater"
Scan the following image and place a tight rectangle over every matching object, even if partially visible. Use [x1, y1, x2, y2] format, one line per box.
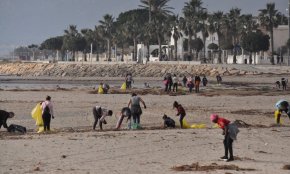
[0, 62, 288, 77]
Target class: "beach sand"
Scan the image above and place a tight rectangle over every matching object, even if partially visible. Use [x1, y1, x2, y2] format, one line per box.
[1, 75, 290, 174]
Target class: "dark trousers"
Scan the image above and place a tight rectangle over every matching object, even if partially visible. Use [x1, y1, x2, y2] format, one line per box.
[223, 133, 234, 159]
[173, 83, 178, 92]
[93, 107, 103, 130]
[132, 114, 140, 124]
[179, 115, 185, 128]
[42, 113, 51, 131]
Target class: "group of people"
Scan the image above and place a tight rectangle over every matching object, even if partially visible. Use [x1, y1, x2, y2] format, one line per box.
[1, 92, 290, 163]
[275, 78, 288, 90]
[93, 93, 146, 131]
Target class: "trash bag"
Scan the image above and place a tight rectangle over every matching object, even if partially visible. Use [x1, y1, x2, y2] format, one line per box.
[31, 103, 44, 133]
[98, 85, 104, 94]
[121, 82, 126, 90]
[31, 103, 43, 126]
[7, 124, 27, 133]
[274, 110, 283, 124]
[182, 119, 206, 129]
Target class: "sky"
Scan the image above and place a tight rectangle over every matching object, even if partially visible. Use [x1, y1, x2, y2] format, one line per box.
[0, 0, 288, 56]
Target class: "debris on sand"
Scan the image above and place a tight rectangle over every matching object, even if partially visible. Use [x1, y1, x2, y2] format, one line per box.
[282, 165, 290, 170]
[172, 162, 256, 172]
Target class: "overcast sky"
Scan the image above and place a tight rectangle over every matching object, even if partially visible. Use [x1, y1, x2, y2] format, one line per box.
[0, 0, 288, 56]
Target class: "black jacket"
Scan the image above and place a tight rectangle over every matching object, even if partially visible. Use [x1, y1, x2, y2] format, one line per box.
[0, 110, 10, 129]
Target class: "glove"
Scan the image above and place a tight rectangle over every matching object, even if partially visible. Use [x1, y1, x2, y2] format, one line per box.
[144, 105, 147, 109]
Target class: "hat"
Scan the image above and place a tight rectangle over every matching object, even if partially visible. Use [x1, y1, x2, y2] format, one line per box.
[210, 114, 218, 121]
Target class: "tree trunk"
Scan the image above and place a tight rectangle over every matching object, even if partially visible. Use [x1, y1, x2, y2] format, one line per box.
[217, 32, 222, 64]
[107, 39, 111, 61]
[270, 29, 274, 65]
[203, 37, 206, 63]
[188, 33, 192, 60]
[133, 38, 137, 61]
[146, 43, 150, 62]
[121, 45, 124, 61]
[158, 35, 162, 61]
[174, 39, 178, 61]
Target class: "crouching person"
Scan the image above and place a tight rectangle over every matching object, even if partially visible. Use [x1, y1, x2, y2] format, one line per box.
[93, 106, 113, 130]
[163, 114, 175, 128]
[0, 110, 15, 130]
[115, 107, 131, 130]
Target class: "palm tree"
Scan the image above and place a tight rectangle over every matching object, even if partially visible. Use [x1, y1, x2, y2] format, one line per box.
[171, 16, 183, 61]
[198, 9, 208, 62]
[208, 11, 223, 63]
[259, 3, 280, 65]
[140, 0, 173, 61]
[227, 8, 242, 64]
[182, 0, 203, 60]
[99, 14, 115, 61]
[63, 25, 82, 61]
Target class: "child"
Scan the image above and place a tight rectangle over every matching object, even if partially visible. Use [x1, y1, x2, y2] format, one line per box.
[275, 100, 290, 124]
[281, 78, 288, 91]
[173, 101, 186, 128]
[163, 114, 175, 128]
[210, 114, 239, 162]
[115, 107, 131, 130]
[92, 106, 113, 130]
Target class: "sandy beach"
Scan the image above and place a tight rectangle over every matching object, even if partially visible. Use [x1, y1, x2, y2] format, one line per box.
[1, 71, 290, 173]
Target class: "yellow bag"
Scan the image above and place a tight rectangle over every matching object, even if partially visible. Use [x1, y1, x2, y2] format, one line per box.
[182, 119, 206, 129]
[274, 110, 283, 124]
[31, 103, 44, 133]
[98, 85, 104, 94]
[121, 82, 126, 90]
[31, 103, 43, 126]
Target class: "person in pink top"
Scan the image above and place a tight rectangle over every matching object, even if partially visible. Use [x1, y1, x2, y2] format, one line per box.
[41, 96, 54, 131]
[210, 114, 239, 162]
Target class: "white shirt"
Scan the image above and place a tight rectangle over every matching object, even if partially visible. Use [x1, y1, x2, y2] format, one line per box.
[41, 100, 54, 116]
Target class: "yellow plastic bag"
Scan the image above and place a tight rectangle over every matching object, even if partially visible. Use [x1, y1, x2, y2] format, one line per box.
[31, 103, 44, 133]
[32, 103, 43, 126]
[274, 110, 283, 124]
[182, 119, 206, 129]
[121, 82, 126, 90]
[98, 85, 104, 94]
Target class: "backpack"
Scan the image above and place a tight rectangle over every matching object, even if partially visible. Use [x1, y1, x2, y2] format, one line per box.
[8, 124, 27, 133]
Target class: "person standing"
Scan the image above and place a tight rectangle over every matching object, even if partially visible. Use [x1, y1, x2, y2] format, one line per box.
[182, 75, 187, 87]
[126, 73, 134, 89]
[187, 75, 194, 93]
[172, 74, 179, 92]
[41, 96, 54, 131]
[281, 78, 288, 91]
[92, 106, 113, 130]
[128, 93, 146, 125]
[216, 74, 222, 85]
[173, 101, 186, 128]
[194, 75, 201, 93]
[210, 114, 239, 162]
[0, 110, 15, 130]
[167, 74, 173, 92]
[202, 75, 208, 87]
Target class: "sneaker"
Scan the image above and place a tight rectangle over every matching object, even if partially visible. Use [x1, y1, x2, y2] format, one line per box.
[220, 156, 228, 160]
[226, 158, 234, 162]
